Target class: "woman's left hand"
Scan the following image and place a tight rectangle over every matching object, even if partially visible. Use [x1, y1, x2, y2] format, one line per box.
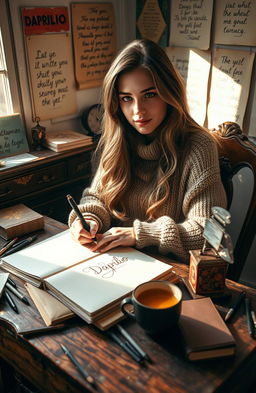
[91, 227, 136, 253]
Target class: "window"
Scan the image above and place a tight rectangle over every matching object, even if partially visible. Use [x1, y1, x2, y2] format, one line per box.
[0, 27, 13, 115]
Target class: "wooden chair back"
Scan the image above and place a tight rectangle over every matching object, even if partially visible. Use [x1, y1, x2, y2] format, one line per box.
[209, 122, 256, 282]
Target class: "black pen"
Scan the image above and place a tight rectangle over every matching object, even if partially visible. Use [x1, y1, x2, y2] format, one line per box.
[67, 194, 91, 232]
[1, 235, 37, 257]
[4, 290, 19, 313]
[5, 282, 30, 305]
[7, 276, 17, 288]
[245, 297, 255, 338]
[224, 291, 246, 322]
[60, 344, 96, 386]
[107, 330, 144, 364]
[116, 324, 151, 362]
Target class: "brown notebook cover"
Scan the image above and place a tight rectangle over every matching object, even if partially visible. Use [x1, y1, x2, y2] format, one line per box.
[0, 204, 44, 240]
[24, 283, 74, 326]
[178, 297, 235, 361]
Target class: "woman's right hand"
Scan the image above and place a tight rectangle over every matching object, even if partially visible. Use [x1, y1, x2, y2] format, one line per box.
[70, 219, 98, 245]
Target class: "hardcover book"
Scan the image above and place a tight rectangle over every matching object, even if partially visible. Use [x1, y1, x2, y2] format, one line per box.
[0, 204, 44, 240]
[179, 297, 235, 361]
[44, 130, 93, 152]
[1, 230, 173, 329]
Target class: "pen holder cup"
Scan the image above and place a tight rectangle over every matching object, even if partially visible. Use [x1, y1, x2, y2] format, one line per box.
[121, 280, 182, 335]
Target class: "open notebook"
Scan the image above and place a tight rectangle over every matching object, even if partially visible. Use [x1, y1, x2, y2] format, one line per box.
[1, 230, 173, 326]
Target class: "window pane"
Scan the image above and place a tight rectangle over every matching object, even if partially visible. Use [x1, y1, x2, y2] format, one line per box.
[0, 27, 13, 115]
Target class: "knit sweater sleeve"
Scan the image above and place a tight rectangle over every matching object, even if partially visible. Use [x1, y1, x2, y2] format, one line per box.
[133, 133, 227, 263]
[68, 170, 111, 232]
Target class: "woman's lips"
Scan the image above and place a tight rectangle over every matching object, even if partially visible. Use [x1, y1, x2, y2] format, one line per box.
[134, 119, 151, 126]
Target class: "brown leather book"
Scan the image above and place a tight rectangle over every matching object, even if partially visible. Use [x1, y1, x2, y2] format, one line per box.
[0, 204, 44, 240]
[179, 297, 235, 361]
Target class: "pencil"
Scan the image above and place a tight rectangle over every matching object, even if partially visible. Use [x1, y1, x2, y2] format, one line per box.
[0, 237, 19, 256]
[60, 344, 96, 386]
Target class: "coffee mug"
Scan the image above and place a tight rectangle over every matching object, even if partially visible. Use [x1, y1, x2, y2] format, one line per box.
[121, 280, 182, 335]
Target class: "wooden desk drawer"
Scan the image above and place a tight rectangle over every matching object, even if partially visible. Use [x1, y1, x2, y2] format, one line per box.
[67, 152, 92, 178]
[0, 162, 66, 202]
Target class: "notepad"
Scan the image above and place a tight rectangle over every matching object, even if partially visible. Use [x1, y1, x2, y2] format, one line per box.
[1, 230, 173, 328]
[178, 297, 235, 360]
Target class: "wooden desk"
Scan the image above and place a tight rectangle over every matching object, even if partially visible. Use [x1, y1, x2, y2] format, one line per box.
[0, 217, 255, 393]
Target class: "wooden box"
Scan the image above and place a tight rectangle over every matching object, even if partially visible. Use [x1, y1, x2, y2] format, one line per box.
[188, 249, 227, 295]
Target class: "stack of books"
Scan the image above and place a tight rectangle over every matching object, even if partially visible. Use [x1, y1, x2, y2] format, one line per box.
[44, 130, 93, 152]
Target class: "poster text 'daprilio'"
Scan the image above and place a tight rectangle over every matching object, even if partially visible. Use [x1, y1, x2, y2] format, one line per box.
[71, 3, 116, 90]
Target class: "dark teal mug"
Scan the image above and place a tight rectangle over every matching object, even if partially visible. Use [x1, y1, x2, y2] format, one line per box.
[121, 280, 182, 335]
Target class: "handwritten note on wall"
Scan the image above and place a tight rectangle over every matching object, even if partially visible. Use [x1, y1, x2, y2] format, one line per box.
[207, 48, 255, 129]
[214, 0, 256, 45]
[0, 114, 29, 158]
[166, 47, 211, 126]
[136, 0, 169, 46]
[71, 3, 116, 90]
[26, 34, 77, 121]
[169, 0, 213, 49]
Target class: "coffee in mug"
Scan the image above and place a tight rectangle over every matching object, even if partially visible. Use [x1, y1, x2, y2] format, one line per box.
[121, 280, 182, 335]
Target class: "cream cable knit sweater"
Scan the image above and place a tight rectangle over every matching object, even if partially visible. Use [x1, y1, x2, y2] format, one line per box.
[68, 131, 227, 263]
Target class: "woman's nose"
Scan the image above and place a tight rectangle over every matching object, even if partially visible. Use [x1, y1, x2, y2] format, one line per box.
[133, 99, 145, 115]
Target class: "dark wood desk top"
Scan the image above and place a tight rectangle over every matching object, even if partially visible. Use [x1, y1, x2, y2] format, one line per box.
[0, 217, 255, 393]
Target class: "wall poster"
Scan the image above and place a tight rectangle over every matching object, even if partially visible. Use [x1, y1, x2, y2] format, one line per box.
[71, 3, 117, 90]
[214, 0, 256, 46]
[22, 7, 77, 121]
[166, 47, 211, 126]
[207, 48, 255, 129]
[136, 0, 170, 46]
[25, 33, 78, 121]
[169, 0, 213, 50]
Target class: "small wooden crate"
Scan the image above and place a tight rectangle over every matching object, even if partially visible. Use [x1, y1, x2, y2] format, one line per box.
[188, 249, 227, 295]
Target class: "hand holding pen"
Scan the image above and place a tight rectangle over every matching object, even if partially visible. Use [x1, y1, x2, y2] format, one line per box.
[67, 194, 97, 242]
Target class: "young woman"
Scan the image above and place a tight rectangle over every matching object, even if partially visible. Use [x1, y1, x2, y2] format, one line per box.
[69, 39, 227, 263]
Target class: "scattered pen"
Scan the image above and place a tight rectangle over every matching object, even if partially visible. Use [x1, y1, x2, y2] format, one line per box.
[224, 291, 246, 322]
[7, 276, 17, 288]
[1, 235, 37, 257]
[60, 343, 96, 386]
[4, 290, 19, 313]
[245, 297, 255, 339]
[116, 324, 152, 362]
[5, 282, 30, 305]
[0, 237, 19, 257]
[107, 330, 144, 364]
[67, 194, 96, 241]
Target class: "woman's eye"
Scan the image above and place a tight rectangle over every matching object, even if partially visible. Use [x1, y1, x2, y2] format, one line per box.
[145, 91, 156, 98]
[121, 96, 132, 102]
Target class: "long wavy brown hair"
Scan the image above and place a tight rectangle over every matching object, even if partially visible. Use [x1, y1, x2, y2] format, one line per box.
[96, 39, 208, 220]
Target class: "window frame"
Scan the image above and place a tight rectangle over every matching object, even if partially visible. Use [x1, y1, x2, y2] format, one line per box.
[0, 0, 22, 116]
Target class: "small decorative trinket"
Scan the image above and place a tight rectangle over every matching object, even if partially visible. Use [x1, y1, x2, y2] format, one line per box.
[31, 117, 46, 150]
[189, 207, 234, 296]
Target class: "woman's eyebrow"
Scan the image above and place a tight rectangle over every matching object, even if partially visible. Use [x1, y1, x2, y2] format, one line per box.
[118, 86, 156, 95]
